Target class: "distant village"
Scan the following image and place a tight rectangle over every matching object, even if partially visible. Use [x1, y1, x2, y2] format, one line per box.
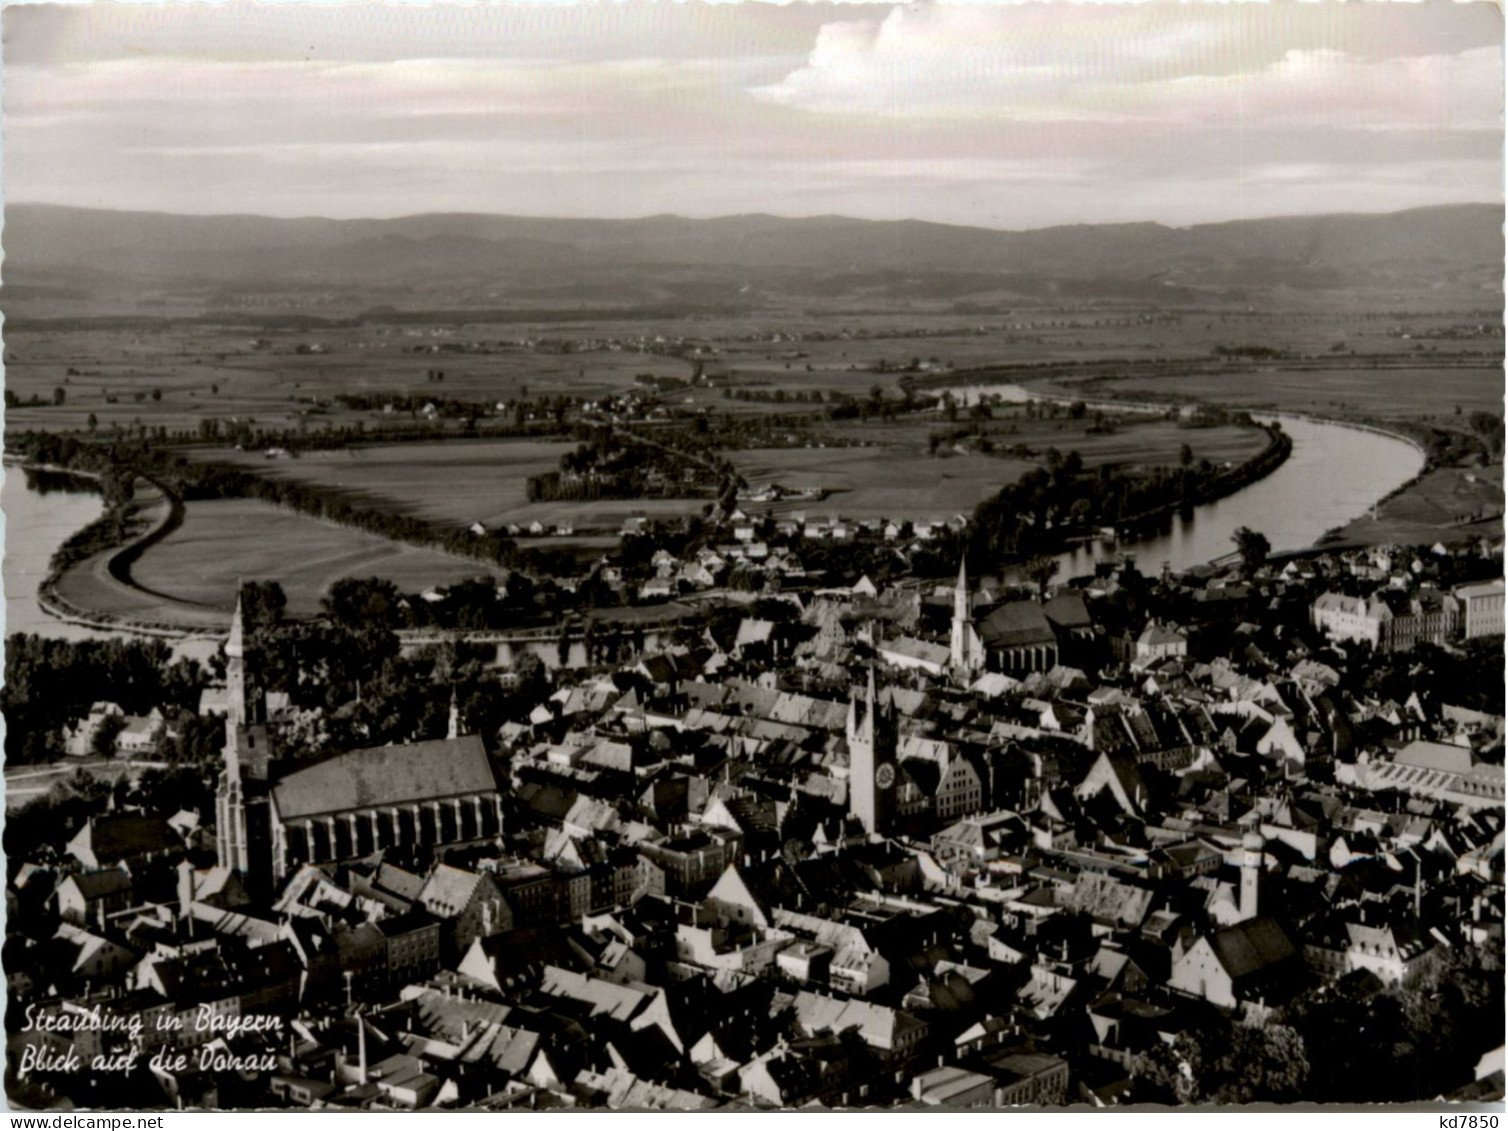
[7, 516, 1505, 1110]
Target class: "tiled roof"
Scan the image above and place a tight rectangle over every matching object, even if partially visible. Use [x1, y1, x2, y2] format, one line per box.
[417, 864, 489, 919]
[272, 734, 498, 820]
[977, 601, 1057, 649]
[67, 868, 133, 900]
[1207, 917, 1297, 979]
[74, 815, 179, 864]
[1042, 592, 1093, 630]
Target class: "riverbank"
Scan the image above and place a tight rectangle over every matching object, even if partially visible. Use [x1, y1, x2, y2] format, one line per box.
[1004, 382, 1501, 554]
[22, 457, 231, 637]
[11, 371, 1434, 640]
[1107, 423, 1292, 541]
[918, 379, 1299, 563]
[14, 456, 700, 646]
[923, 377, 1430, 573]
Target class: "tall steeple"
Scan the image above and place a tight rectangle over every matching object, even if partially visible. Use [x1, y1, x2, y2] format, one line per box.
[847, 663, 897, 836]
[950, 556, 978, 675]
[217, 594, 250, 872]
[447, 685, 462, 740]
[224, 593, 247, 772]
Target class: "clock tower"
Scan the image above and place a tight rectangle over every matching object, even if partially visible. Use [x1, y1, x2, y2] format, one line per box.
[848, 665, 897, 835]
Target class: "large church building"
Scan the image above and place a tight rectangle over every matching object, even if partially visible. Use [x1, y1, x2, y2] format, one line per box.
[215, 599, 506, 892]
[949, 560, 1094, 676]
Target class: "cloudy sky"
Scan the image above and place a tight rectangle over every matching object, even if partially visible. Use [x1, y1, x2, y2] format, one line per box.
[4, 1, 1502, 228]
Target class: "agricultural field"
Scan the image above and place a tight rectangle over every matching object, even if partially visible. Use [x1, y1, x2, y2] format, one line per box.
[192, 438, 711, 534]
[6, 308, 1497, 438]
[1029, 364, 1504, 424]
[1, 322, 697, 437]
[49, 487, 240, 633]
[1038, 419, 1268, 469]
[193, 439, 577, 527]
[829, 412, 1268, 468]
[186, 412, 1271, 539]
[729, 414, 1270, 523]
[12, 307, 1497, 627]
[126, 499, 506, 619]
[733, 445, 1034, 523]
[1328, 463, 1504, 546]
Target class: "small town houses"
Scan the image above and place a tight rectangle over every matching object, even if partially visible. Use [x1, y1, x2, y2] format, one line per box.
[6, 536, 1504, 1110]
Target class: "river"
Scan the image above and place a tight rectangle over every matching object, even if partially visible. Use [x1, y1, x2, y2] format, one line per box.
[939, 383, 1427, 577]
[3, 470, 652, 669]
[6, 395, 1423, 651]
[4, 467, 105, 642]
[3, 468, 219, 663]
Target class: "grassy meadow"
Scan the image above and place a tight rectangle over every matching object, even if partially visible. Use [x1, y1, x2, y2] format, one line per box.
[10, 305, 1498, 630]
[1329, 463, 1504, 546]
[732, 446, 1036, 523]
[1031, 365, 1504, 424]
[128, 499, 506, 619]
[194, 439, 577, 527]
[6, 308, 1498, 438]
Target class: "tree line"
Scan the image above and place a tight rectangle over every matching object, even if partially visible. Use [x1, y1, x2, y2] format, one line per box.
[966, 424, 1291, 564]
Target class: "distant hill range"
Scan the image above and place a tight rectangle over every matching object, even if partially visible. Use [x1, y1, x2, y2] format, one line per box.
[3, 201, 1501, 316]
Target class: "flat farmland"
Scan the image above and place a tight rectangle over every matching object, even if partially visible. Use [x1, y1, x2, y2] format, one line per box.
[506, 498, 707, 530]
[1010, 418, 1268, 469]
[7, 313, 1497, 439]
[128, 499, 506, 618]
[192, 440, 708, 533]
[50, 487, 245, 632]
[1330, 463, 1504, 545]
[729, 414, 1268, 522]
[732, 446, 1034, 522]
[816, 412, 1267, 467]
[2, 322, 697, 437]
[195, 439, 576, 527]
[1042, 365, 1504, 423]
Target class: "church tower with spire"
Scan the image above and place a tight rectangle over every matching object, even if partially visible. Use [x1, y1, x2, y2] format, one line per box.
[847, 665, 898, 836]
[447, 685, 462, 740]
[216, 596, 251, 873]
[215, 594, 272, 884]
[950, 557, 982, 676]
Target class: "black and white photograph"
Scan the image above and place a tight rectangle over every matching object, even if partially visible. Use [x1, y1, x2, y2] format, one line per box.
[1, 0, 1504, 1113]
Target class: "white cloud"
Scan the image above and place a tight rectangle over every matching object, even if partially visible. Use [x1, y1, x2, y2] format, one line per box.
[753, 3, 1502, 133]
[4, 2, 1501, 227]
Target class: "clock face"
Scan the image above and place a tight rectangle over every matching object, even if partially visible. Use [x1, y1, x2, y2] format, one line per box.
[875, 762, 896, 790]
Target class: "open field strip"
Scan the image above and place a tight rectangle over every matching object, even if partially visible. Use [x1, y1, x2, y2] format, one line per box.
[126, 498, 508, 620]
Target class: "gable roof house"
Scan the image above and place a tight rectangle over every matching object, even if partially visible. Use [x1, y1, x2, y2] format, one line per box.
[54, 869, 135, 929]
[1168, 918, 1302, 1009]
[67, 814, 182, 871]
